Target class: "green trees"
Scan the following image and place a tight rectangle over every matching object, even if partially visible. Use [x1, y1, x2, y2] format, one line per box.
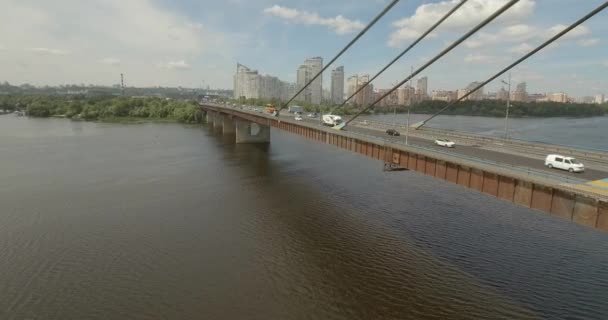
[26, 101, 51, 117]
[401, 100, 606, 117]
[3, 93, 605, 122]
[0, 95, 204, 123]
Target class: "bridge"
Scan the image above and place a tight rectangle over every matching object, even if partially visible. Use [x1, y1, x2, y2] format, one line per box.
[199, 103, 608, 232]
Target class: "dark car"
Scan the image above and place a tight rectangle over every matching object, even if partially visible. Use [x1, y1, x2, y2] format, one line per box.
[386, 129, 400, 136]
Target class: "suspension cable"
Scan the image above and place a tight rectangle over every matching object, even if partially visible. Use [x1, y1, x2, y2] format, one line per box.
[276, 0, 401, 114]
[343, 0, 520, 127]
[412, 1, 608, 129]
[329, 0, 469, 115]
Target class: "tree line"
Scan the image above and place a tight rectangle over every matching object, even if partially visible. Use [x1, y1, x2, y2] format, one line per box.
[230, 97, 607, 117]
[396, 99, 607, 117]
[0, 95, 204, 123]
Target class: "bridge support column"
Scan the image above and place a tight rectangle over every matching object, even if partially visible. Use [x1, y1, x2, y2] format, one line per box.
[205, 111, 215, 126]
[235, 119, 270, 144]
[213, 113, 223, 131]
[222, 115, 235, 135]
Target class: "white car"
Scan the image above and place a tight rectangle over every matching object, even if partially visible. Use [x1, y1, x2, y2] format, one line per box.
[545, 154, 584, 173]
[294, 115, 303, 121]
[435, 139, 455, 148]
[322, 114, 343, 126]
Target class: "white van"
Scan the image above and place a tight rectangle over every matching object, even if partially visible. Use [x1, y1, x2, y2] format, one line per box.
[545, 154, 585, 173]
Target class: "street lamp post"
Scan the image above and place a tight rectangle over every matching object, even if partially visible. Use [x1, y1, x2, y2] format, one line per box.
[501, 73, 512, 140]
[405, 105, 410, 145]
[406, 65, 413, 145]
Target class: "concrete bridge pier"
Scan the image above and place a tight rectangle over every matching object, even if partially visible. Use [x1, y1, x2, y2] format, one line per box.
[205, 111, 215, 126]
[213, 113, 223, 132]
[235, 119, 270, 144]
[222, 115, 236, 135]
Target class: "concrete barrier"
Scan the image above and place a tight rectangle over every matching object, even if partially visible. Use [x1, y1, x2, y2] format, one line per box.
[446, 163, 458, 183]
[497, 176, 515, 201]
[514, 181, 533, 208]
[572, 196, 598, 228]
[457, 167, 471, 187]
[470, 169, 484, 192]
[550, 190, 575, 220]
[435, 160, 447, 180]
[531, 185, 553, 212]
[597, 201, 608, 231]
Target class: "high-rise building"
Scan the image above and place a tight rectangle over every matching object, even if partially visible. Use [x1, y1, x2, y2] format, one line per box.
[294, 57, 323, 104]
[346, 75, 359, 101]
[595, 94, 605, 104]
[548, 92, 568, 103]
[354, 74, 373, 106]
[397, 85, 415, 105]
[416, 77, 428, 101]
[496, 87, 509, 101]
[578, 96, 595, 104]
[234, 63, 260, 99]
[331, 66, 344, 104]
[513, 82, 528, 102]
[461, 82, 484, 101]
[431, 90, 457, 102]
[529, 93, 546, 102]
[281, 82, 297, 101]
[322, 88, 332, 104]
[376, 89, 398, 107]
[305, 57, 323, 104]
[296, 64, 311, 102]
[234, 63, 294, 101]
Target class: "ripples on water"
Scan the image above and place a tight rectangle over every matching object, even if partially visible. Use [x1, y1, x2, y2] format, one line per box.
[366, 114, 608, 151]
[0, 117, 607, 319]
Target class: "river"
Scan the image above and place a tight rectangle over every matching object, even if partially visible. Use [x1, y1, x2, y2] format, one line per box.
[1, 115, 607, 319]
[364, 114, 608, 151]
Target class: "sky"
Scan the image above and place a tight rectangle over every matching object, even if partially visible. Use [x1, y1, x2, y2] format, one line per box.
[1, 0, 607, 97]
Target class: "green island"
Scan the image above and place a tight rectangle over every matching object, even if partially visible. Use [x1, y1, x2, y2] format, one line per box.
[0, 95, 204, 123]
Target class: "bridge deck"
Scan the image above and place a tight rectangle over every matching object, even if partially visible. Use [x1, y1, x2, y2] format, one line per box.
[201, 103, 608, 231]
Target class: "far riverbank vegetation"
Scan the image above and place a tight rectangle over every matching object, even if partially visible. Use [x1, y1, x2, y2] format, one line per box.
[1, 94, 606, 122]
[234, 97, 608, 118]
[0, 95, 203, 123]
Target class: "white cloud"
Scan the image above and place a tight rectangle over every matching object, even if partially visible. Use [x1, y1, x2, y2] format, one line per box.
[508, 43, 534, 54]
[158, 60, 191, 70]
[603, 60, 608, 67]
[100, 58, 121, 66]
[464, 53, 497, 64]
[263, 5, 364, 34]
[547, 24, 590, 39]
[577, 38, 599, 47]
[464, 39, 483, 49]
[0, 0, 235, 87]
[389, 0, 536, 47]
[501, 24, 535, 38]
[27, 47, 70, 55]
[464, 23, 592, 51]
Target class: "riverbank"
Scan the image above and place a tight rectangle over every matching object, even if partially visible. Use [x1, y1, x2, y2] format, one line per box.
[374, 100, 608, 118]
[230, 97, 608, 118]
[0, 95, 204, 124]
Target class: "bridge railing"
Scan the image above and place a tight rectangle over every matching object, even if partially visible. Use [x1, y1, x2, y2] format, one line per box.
[352, 118, 607, 163]
[337, 128, 607, 200]
[202, 104, 607, 199]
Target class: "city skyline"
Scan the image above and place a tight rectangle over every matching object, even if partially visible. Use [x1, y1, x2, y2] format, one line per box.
[0, 0, 607, 97]
[231, 57, 606, 105]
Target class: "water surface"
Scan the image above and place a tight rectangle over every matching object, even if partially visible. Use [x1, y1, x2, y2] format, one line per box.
[365, 114, 608, 151]
[1, 116, 607, 319]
